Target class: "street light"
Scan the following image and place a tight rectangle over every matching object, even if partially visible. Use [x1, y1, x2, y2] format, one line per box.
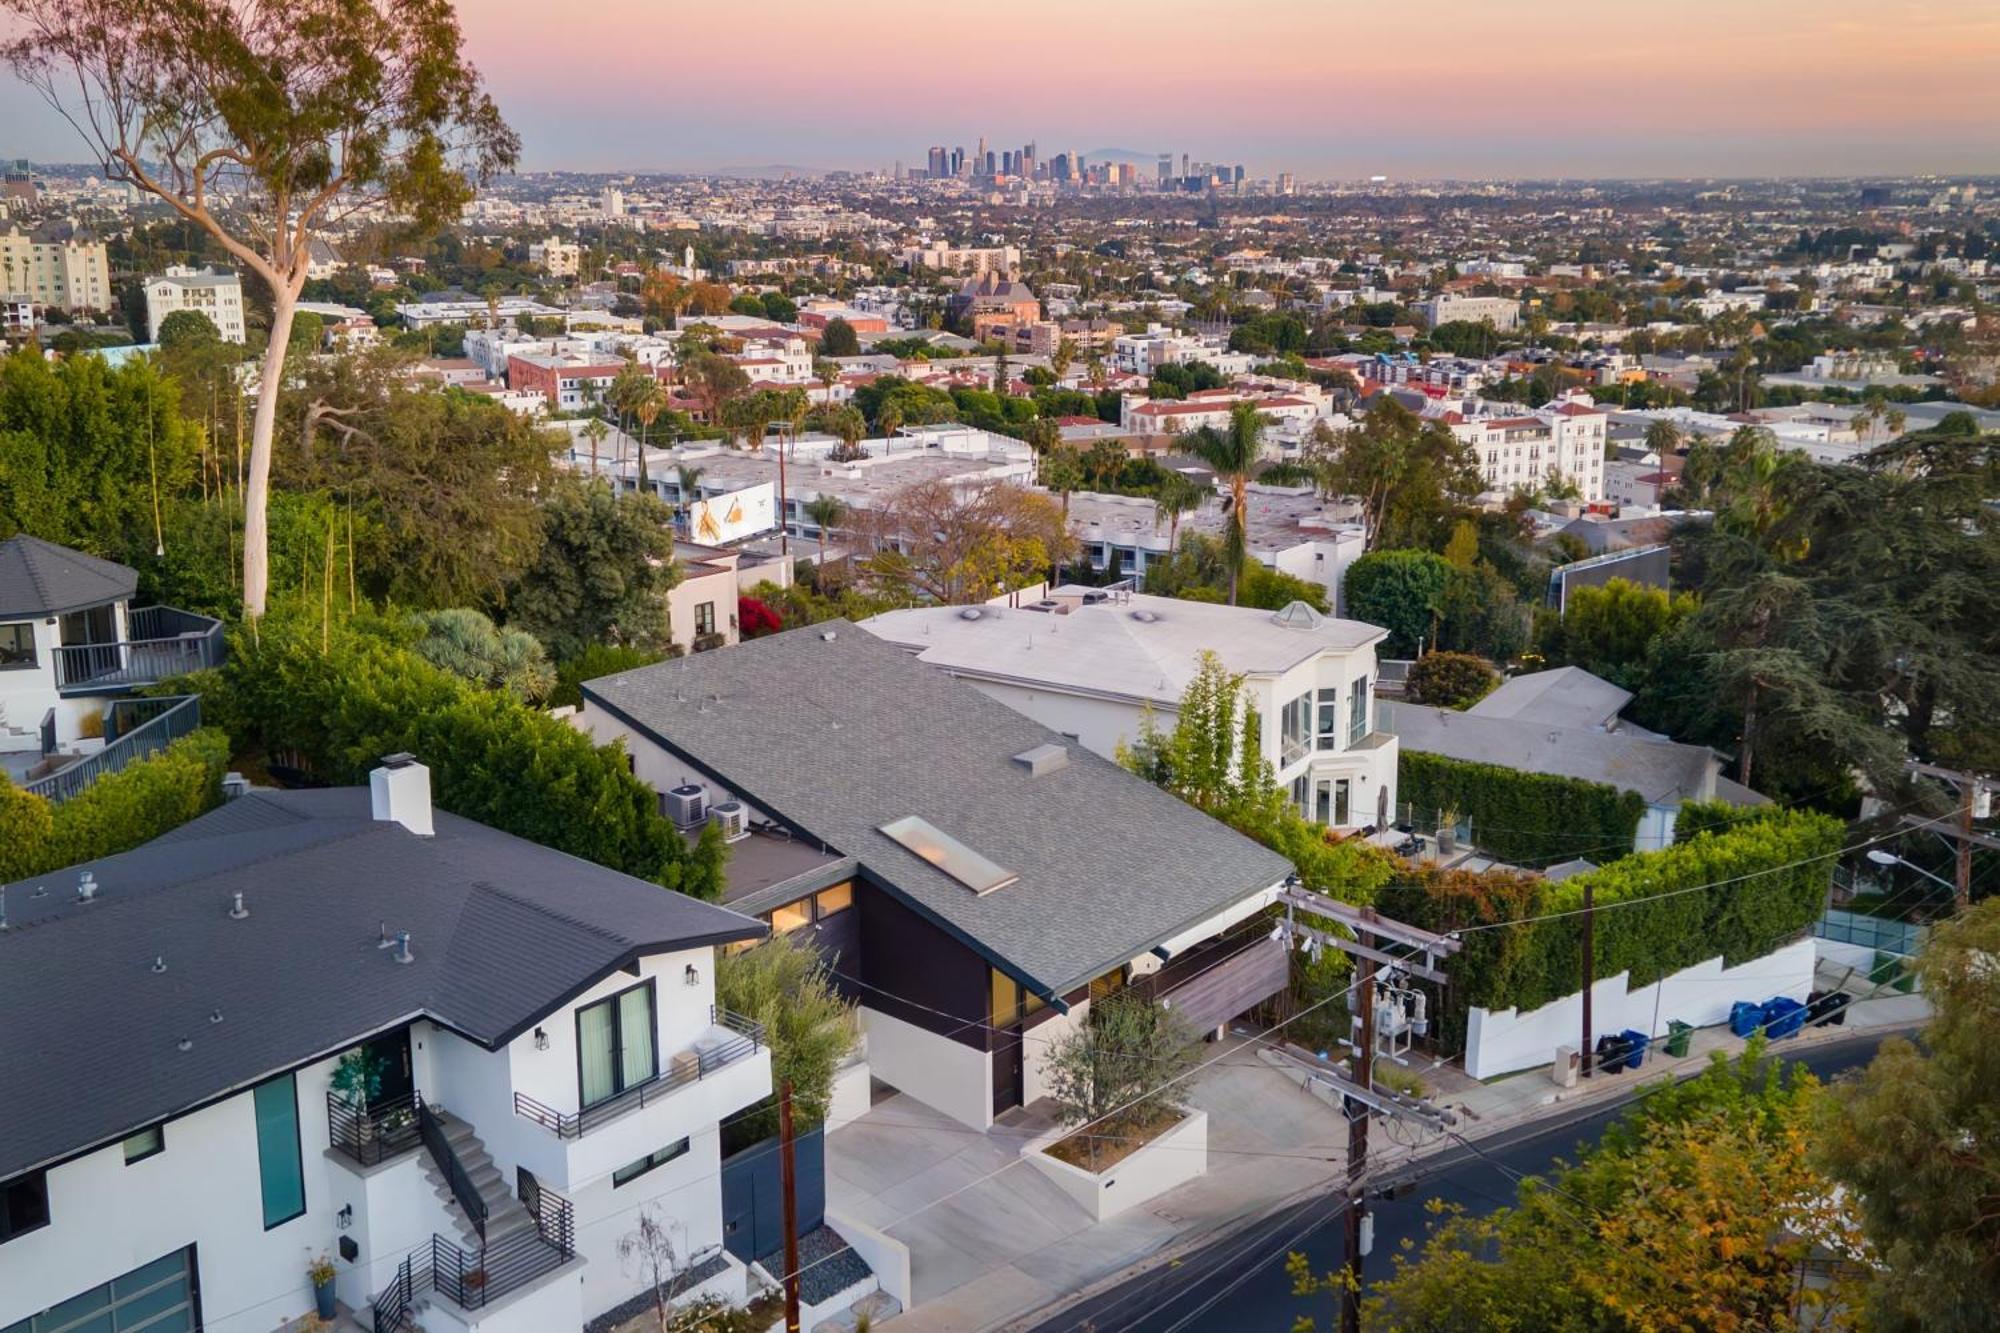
[1865, 847, 1955, 892]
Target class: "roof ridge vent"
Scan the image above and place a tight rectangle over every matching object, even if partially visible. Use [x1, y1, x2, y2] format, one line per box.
[77, 871, 98, 903]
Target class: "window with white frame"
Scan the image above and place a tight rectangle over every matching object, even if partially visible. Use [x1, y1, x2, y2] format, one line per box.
[1315, 687, 1340, 750]
[1279, 693, 1311, 762]
[1348, 677, 1371, 746]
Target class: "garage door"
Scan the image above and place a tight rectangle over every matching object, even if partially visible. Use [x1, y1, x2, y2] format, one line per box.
[4, 1246, 197, 1333]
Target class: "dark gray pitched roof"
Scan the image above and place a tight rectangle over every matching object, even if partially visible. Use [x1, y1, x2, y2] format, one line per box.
[0, 789, 764, 1180]
[0, 534, 137, 618]
[583, 623, 1293, 999]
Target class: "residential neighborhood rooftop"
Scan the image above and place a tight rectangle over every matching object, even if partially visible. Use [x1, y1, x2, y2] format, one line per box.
[582, 623, 1293, 997]
[0, 784, 765, 1182]
[0, 533, 138, 618]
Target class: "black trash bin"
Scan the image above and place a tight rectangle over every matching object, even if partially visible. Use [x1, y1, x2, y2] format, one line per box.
[1595, 1033, 1628, 1075]
[1807, 990, 1851, 1028]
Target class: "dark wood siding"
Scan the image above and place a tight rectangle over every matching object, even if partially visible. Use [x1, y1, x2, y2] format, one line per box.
[856, 879, 993, 1051]
[1155, 936, 1288, 1034]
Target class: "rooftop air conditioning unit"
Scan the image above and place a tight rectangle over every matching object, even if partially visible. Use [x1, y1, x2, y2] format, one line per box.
[708, 801, 750, 843]
[663, 783, 708, 829]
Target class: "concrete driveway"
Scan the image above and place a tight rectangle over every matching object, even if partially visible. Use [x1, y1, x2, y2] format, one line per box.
[824, 1036, 1348, 1332]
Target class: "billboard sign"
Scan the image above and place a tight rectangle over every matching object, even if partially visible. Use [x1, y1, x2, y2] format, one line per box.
[689, 481, 776, 545]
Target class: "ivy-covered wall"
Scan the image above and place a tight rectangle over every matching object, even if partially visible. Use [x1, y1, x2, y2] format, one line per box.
[0, 729, 231, 884]
[1380, 804, 1845, 1049]
[1398, 749, 1647, 866]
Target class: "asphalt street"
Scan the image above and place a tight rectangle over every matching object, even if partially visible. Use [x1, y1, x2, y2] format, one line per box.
[1023, 1032, 1888, 1333]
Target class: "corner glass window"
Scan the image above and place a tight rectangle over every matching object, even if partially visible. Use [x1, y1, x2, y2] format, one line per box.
[0, 1170, 50, 1244]
[815, 883, 853, 918]
[1348, 677, 1371, 746]
[770, 900, 812, 935]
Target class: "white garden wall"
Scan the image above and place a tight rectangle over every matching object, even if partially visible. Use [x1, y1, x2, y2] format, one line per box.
[1464, 937, 1816, 1080]
[1020, 1110, 1207, 1222]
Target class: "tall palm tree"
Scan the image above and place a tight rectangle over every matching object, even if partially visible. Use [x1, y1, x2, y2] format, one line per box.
[802, 494, 847, 571]
[1191, 404, 1266, 605]
[673, 463, 706, 533]
[630, 376, 666, 495]
[581, 415, 608, 477]
[1152, 470, 1206, 554]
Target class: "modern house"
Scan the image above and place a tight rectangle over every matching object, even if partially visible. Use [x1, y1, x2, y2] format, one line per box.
[1380, 666, 1766, 852]
[575, 623, 1296, 1132]
[861, 587, 1400, 831]
[0, 758, 772, 1333]
[0, 536, 224, 782]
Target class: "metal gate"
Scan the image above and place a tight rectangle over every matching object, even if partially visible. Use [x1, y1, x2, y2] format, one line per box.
[720, 1126, 825, 1263]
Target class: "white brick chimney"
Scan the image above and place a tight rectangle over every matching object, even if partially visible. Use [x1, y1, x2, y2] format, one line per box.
[370, 753, 434, 836]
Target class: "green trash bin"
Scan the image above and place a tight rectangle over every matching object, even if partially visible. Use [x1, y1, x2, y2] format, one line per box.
[1665, 1020, 1693, 1058]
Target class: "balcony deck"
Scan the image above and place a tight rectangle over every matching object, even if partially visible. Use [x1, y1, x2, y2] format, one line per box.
[52, 605, 225, 696]
[514, 1006, 765, 1140]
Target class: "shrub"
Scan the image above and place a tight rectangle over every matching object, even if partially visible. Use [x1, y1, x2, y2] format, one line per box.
[0, 729, 230, 883]
[192, 611, 727, 898]
[1380, 806, 1843, 1048]
[1043, 993, 1199, 1170]
[737, 595, 783, 639]
[546, 642, 666, 710]
[1398, 750, 1646, 866]
[716, 934, 856, 1150]
[1405, 652, 1500, 709]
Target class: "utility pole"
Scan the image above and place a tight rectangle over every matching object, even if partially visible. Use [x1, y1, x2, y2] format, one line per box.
[1580, 879, 1595, 1079]
[1342, 909, 1378, 1333]
[1276, 882, 1462, 1333]
[1900, 760, 1995, 914]
[779, 1079, 801, 1333]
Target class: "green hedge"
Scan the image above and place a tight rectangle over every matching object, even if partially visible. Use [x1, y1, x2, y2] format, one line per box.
[1398, 750, 1647, 866]
[0, 729, 231, 883]
[1380, 805, 1844, 1049]
[186, 611, 727, 899]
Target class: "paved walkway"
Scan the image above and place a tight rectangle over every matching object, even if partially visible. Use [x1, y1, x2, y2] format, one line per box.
[832, 970, 1929, 1333]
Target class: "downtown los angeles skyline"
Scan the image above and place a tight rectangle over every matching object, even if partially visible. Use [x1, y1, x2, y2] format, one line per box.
[5, 0, 2000, 178]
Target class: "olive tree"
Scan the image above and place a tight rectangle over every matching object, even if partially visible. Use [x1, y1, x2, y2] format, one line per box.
[3, 0, 517, 618]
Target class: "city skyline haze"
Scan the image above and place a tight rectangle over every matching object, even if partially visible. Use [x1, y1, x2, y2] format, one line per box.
[3, 0, 1998, 178]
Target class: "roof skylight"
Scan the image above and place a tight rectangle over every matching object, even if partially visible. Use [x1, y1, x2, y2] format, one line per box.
[877, 816, 1019, 894]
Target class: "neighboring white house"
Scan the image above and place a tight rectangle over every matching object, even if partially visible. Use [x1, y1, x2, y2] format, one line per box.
[144, 265, 246, 343]
[529, 236, 581, 278]
[861, 587, 1400, 831]
[0, 759, 772, 1333]
[0, 536, 224, 760]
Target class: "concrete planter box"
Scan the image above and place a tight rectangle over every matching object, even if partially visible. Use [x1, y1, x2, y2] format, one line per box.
[1021, 1110, 1207, 1222]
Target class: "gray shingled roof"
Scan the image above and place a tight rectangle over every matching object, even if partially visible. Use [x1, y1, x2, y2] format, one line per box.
[1468, 667, 1633, 732]
[0, 534, 137, 619]
[583, 622, 1294, 999]
[1380, 700, 1719, 806]
[0, 788, 764, 1180]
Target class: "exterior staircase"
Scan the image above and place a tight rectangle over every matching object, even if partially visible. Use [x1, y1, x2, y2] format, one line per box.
[419, 1106, 533, 1248]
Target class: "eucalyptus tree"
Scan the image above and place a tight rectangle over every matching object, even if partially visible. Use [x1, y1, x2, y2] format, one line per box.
[4, 0, 517, 617]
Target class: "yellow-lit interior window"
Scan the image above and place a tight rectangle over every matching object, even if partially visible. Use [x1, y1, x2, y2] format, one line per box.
[770, 899, 812, 934]
[815, 882, 853, 917]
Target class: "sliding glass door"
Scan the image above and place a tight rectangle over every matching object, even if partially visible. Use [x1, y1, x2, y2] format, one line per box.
[577, 981, 657, 1108]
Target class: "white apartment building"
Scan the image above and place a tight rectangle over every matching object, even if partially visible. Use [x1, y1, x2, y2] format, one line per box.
[0, 229, 111, 313]
[2, 292, 34, 337]
[862, 588, 1399, 830]
[0, 759, 772, 1333]
[1443, 400, 1608, 501]
[528, 236, 581, 277]
[1121, 387, 1321, 436]
[899, 241, 1021, 274]
[144, 266, 246, 343]
[1418, 294, 1521, 331]
[1111, 324, 1249, 376]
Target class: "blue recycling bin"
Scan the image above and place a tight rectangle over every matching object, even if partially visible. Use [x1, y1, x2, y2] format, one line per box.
[1762, 996, 1807, 1039]
[1619, 1029, 1649, 1070]
[1729, 1001, 1764, 1039]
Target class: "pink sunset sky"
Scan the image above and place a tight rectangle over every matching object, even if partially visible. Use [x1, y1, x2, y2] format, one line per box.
[5, 0, 1999, 176]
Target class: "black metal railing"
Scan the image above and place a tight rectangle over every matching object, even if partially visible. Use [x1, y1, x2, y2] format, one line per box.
[51, 605, 225, 693]
[20, 694, 203, 805]
[329, 1089, 424, 1168]
[371, 1254, 415, 1333]
[417, 1098, 488, 1243]
[429, 1184, 574, 1310]
[513, 1006, 765, 1140]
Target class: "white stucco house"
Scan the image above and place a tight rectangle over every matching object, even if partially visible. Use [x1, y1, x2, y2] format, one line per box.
[860, 586, 1400, 831]
[0, 758, 772, 1333]
[0, 536, 224, 773]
